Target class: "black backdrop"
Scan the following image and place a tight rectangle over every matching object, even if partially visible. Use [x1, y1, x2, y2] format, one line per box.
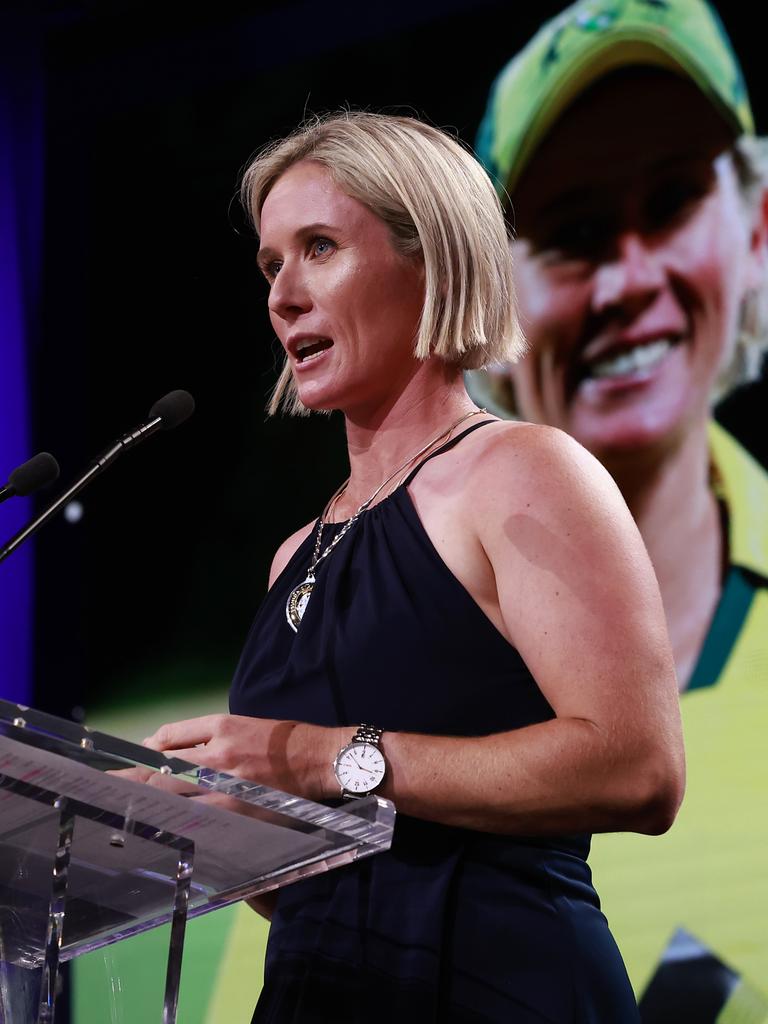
[23, 0, 766, 718]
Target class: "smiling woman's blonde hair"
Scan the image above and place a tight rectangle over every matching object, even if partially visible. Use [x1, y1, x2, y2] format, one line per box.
[241, 110, 525, 415]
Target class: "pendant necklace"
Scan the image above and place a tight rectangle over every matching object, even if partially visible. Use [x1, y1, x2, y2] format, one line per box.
[285, 407, 487, 632]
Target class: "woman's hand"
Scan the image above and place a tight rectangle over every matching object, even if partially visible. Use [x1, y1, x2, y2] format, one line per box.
[142, 714, 344, 801]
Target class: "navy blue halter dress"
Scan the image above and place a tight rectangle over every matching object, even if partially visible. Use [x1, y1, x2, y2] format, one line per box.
[230, 423, 640, 1023]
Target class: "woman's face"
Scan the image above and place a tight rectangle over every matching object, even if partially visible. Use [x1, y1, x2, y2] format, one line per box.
[509, 71, 766, 462]
[258, 160, 425, 414]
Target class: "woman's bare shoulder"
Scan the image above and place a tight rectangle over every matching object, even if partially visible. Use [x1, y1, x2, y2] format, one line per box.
[464, 420, 642, 560]
[268, 520, 317, 589]
[470, 421, 668, 665]
[468, 420, 615, 503]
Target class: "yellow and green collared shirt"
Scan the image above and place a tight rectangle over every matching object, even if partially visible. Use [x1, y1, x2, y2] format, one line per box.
[590, 422, 768, 1001]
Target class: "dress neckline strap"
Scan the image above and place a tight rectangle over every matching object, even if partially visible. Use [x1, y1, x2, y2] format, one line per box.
[401, 419, 496, 488]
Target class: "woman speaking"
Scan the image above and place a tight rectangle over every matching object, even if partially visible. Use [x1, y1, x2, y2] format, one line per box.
[144, 112, 684, 1022]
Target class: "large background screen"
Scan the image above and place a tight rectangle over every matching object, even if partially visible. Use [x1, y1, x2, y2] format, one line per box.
[1, 2, 766, 1020]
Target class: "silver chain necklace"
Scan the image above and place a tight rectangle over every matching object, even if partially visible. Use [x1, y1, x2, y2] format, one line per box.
[285, 408, 486, 632]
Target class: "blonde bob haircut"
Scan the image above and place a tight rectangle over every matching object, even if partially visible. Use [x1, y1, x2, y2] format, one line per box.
[241, 111, 525, 415]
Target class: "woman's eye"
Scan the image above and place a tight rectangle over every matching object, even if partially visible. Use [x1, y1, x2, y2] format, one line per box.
[311, 237, 334, 257]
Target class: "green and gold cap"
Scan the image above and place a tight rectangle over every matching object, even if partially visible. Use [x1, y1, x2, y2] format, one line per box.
[476, 0, 754, 199]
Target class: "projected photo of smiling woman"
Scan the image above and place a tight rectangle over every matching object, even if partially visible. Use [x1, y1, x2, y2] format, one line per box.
[470, 0, 768, 1015]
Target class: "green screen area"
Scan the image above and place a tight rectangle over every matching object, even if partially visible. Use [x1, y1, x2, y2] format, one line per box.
[73, 903, 269, 1023]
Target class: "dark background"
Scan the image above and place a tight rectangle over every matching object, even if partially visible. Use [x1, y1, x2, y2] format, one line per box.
[6, 0, 765, 718]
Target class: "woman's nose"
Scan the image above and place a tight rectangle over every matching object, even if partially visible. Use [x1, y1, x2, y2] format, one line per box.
[591, 233, 665, 317]
[268, 263, 312, 321]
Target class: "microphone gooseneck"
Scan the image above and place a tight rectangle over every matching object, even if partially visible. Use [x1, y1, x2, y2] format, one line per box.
[93, 390, 196, 471]
[0, 391, 195, 565]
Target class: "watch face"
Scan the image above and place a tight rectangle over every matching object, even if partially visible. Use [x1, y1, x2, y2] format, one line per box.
[334, 742, 386, 795]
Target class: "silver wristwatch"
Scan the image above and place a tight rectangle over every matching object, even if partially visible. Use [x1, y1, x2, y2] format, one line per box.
[333, 724, 386, 798]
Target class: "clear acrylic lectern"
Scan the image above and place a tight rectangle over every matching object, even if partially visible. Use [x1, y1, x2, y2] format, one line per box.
[0, 698, 395, 1023]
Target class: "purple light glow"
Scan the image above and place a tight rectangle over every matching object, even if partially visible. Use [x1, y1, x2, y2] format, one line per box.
[0, 18, 43, 706]
[0, 126, 34, 703]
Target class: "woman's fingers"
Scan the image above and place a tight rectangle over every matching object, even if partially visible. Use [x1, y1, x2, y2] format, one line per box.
[107, 765, 154, 783]
[143, 714, 224, 752]
[135, 715, 330, 798]
[159, 747, 207, 765]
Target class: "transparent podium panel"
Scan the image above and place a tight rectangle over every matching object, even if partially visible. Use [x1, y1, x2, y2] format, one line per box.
[0, 699, 395, 1022]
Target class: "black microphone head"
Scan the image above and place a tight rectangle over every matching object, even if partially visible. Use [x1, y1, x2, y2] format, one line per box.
[8, 452, 60, 496]
[148, 390, 195, 430]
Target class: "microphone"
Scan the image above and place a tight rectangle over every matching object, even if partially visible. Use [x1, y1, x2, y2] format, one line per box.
[0, 453, 60, 505]
[0, 390, 195, 565]
[90, 389, 195, 471]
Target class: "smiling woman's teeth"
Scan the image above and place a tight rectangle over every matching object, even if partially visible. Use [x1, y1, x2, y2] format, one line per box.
[590, 339, 672, 379]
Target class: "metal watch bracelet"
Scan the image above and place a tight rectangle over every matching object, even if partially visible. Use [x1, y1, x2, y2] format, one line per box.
[353, 724, 383, 746]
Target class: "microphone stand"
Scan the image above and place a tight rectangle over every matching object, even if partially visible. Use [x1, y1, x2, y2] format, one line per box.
[0, 416, 164, 566]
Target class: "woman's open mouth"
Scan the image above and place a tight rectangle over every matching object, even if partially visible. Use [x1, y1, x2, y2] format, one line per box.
[294, 338, 334, 364]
